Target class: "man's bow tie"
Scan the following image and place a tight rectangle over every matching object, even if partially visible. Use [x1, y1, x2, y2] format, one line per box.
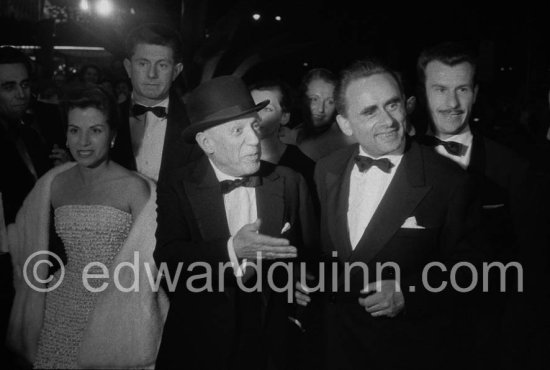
[424, 136, 466, 156]
[354, 155, 394, 173]
[220, 176, 262, 194]
[132, 104, 167, 118]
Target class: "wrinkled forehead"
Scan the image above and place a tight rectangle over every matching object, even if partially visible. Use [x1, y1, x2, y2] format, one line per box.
[424, 60, 476, 85]
[205, 113, 259, 135]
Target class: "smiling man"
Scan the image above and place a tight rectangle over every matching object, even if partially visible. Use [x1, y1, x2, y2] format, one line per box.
[154, 76, 318, 370]
[111, 23, 200, 184]
[302, 59, 482, 370]
[417, 42, 549, 370]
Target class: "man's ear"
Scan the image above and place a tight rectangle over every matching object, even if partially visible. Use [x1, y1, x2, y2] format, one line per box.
[195, 131, 213, 154]
[123, 58, 132, 79]
[336, 114, 353, 136]
[280, 112, 290, 126]
[172, 63, 184, 81]
[473, 84, 479, 104]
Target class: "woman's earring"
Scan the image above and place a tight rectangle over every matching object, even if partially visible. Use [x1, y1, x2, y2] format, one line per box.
[110, 138, 115, 149]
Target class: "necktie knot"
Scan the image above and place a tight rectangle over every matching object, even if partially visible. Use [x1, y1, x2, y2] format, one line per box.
[354, 155, 394, 173]
[220, 176, 262, 194]
[132, 104, 167, 118]
[424, 136, 466, 156]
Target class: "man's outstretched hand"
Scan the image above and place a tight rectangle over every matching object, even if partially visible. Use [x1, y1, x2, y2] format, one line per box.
[233, 219, 297, 260]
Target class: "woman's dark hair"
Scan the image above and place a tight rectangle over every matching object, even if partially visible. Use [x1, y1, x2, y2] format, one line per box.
[62, 85, 120, 132]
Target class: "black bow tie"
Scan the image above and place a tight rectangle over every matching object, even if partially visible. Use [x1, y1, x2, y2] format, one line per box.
[424, 136, 466, 156]
[354, 155, 394, 173]
[132, 104, 167, 118]
[220, 176, 262, 194]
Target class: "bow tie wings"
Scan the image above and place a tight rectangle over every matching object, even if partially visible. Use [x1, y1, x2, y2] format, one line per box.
[423, 136, 467, 156]
[132, 104, 168, 118]
[354, 155, 394, 173]
[220, 176, 262, 194]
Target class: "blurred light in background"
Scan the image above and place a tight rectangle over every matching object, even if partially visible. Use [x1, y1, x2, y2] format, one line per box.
[80, 0, 90, 12]
[96, 0, 113, 17]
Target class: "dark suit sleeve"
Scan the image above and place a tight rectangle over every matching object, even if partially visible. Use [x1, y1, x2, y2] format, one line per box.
[400, 174, 485, 318]
[154, 174, 233, 287]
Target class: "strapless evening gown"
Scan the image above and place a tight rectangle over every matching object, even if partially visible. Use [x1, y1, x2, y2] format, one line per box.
[33, 205, 132, 369]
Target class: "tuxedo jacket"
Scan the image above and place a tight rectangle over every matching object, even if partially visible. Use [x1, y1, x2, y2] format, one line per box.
[314, 140, 482, 370]
[464, 134, 550, 369]
[110, 91, 202, 184]
[154, 156, 318, 370]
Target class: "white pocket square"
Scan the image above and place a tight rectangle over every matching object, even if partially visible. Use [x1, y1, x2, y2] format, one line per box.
[281, 222, 291, 234]
[401, 216, 425, 229]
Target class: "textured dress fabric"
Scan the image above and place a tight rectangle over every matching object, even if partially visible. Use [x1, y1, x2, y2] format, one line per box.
[33, 205, 132, 369]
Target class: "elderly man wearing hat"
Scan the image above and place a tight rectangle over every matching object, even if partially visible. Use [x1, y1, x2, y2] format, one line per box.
[154, 76, 318, 370]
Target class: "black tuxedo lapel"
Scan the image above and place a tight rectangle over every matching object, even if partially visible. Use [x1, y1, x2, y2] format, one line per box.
[158, 93, 191, 183]
[326, 147, 357, 261]
[350, 141, 431, 265]
[256, 170, 285, 238]
[112, 99, 137, 171]
[467, 133, 486, 174]
[183, 157, 230, 242]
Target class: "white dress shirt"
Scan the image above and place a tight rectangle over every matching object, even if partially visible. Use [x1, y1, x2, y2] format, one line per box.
[129, 96, 169, 182]
[347, 146, 404, 249]
[434, 126, 473, 169]
[210, 160, 257, 275]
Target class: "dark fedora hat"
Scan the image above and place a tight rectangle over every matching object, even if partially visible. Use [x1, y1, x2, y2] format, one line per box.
[183, 75, 269, 142]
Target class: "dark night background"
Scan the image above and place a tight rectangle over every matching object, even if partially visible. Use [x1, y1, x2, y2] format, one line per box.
[1, 1, 550, 145]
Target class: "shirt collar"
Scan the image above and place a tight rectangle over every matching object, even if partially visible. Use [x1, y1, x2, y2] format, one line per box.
[358, 144, 404, 166]
[209, 158, 240, 181]
[131, 94, 169, 110]
[434, 125, 473, 147]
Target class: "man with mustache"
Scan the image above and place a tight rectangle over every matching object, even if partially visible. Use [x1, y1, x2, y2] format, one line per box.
[154, 76, 317, 370]
[417, 42, 549, 369]
[297, 59, 482, 370]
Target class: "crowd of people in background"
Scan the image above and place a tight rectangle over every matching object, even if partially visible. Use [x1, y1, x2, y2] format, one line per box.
[0, 21, 549, 370]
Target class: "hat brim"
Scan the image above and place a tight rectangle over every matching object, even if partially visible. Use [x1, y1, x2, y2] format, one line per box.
[183, 100, 269, 143]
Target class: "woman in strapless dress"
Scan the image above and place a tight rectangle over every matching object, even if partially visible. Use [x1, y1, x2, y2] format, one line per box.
[6, 86, 168, 369]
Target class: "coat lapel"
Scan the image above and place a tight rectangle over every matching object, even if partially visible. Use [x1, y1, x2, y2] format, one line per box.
[467, 133, 486, 175]
[158, 93, 192, 183]
[256, 168, 285, 238]
[183, 157, 230, 242]
[326, 146, 357, 261]
[112, 100, 137, 171]
[349, 141, 431, 265]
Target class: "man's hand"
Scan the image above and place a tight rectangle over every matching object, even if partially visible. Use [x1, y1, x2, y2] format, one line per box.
[49, 144, 71, 166]
[233, 219, 297, 260]
[358, 280, 405, 318]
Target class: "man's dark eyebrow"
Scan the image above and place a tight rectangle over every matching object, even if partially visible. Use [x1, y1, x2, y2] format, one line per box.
[1, 81, 16, 88]
[385, 97, 402, 106]
[360, 104, 377, 116]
